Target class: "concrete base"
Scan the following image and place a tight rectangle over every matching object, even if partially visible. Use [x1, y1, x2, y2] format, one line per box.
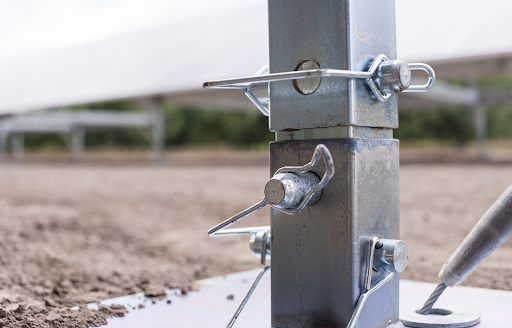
[96, 269, 512, 327]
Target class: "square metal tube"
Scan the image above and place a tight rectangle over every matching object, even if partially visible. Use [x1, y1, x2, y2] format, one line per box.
[270, 139, 400, 327]
[268, 0, 398, 132]
[267, 0, 401, 326]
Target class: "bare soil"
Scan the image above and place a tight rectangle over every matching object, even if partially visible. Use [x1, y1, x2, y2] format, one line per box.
[1, 148, 512, 327]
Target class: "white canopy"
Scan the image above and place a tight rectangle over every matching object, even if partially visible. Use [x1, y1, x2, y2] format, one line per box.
[0, 0, 511, 115]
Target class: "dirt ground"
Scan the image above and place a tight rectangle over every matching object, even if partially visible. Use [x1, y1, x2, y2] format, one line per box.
[1, 148, 512, 327]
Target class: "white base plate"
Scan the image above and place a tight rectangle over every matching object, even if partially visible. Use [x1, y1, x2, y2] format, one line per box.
[94, 269, 512, 327]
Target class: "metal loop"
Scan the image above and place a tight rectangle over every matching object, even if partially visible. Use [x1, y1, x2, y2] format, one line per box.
[208, 144, 334, 235]
[243, 65, 270, 116]
[274, 144, 335, 215]
[226, 265, 271, 328]
[260, 229, 271, 265]
[209, 225, 270, 237]
[366, 78, 391, 103]
[244, 88, 269, 116]
[203, 54, 434, 107]
[365, 55, 392, 103]
[365, 237, 380, 291]
[402, 63, 435, 93]
[208, 198, 268, 236]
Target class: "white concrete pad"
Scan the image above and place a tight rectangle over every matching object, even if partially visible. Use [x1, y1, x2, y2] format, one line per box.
[96, 269, 512, 327]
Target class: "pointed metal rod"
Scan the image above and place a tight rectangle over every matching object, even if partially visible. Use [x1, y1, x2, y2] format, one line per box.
[226, 265, 271, 328]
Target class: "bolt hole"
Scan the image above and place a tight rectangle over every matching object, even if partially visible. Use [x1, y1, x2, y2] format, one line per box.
[292, 60, 321, 95]
[415, 308, 452, 316]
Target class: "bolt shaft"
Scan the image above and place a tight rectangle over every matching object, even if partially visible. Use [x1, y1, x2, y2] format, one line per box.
[418, 282, 448, 315]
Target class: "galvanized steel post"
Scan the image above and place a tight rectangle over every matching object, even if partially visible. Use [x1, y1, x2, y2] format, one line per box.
[268, 1, 401, 327]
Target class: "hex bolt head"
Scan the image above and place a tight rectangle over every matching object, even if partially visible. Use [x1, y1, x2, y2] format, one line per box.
[375, 60, 411, 93]
[373, 239, 408, 273]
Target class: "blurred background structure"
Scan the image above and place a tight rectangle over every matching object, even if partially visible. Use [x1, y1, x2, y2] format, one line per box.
[0, 0, 511, 161]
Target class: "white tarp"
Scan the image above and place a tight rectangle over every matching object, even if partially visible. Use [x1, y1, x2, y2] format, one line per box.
[0, 0, 510, 115]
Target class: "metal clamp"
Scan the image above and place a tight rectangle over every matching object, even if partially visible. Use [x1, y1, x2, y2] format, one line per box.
[202, 54, 435, 107]
[208, 144, 334, 237]
[348, 237, 394, 328]
[346, 237, 407, 328]
[226, 265, 271, 328]
[403, 64, 436, 93]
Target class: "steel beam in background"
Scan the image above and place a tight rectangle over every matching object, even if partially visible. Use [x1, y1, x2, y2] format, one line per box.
[149, 101, 166, 164]
[0, 110, 165, 163]
[11, 133, 24, 162]
[71, 127, 85, 162]
[472, 103, 487, 161]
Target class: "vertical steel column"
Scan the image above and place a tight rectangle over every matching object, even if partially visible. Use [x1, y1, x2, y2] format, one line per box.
[268, 1, 400, 327]
[12, 132, 24, 162]
[71, 127, 85, 162]
[472, 103, 487, 161]
[149, 100, 165, 164]
[0, 120, 7, 162]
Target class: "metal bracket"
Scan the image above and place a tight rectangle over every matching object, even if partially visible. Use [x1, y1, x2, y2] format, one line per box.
[224, 237, 399, 328]
[347, 237, 396, 328]
[207, 144, 334, 237]
[203, 54, 435, 110]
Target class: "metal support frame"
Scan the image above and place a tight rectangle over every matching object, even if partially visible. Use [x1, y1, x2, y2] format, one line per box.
[71, 127, 85, 162]
[12, 132, 24, 162]
[472, 103, 487, 161]
[0, 120, 7, 162]
[0, 109, 165, 163]
[202, 0, 437, 327]
[149, 100, 166, 163]
[267, 1, 401, 327]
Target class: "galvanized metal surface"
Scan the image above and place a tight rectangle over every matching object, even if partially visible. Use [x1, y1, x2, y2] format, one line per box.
[98, 269, 512, 328]
[203, 55, 434, 108]
[373, 239, 408, 273]
[400, 279, 512, 328]
[268, 0, 398, 131]
[264, 172, 321, 209]
[208, 144, 334, 238]
[270, 138, 400, 328]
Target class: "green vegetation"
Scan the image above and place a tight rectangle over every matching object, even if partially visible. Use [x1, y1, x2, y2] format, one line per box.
[16, 73, 512, 150]
[163, 105, 273, 148]
[395, 107, 474, 146]
[21, 102, 274, 150]
[19, 101, 512, 150]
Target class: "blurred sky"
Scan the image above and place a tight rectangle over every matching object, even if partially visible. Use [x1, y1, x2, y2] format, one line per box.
[0, 0, 510, 115]
[2, 0, 511, 63]
[0, 0, 258, 62]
